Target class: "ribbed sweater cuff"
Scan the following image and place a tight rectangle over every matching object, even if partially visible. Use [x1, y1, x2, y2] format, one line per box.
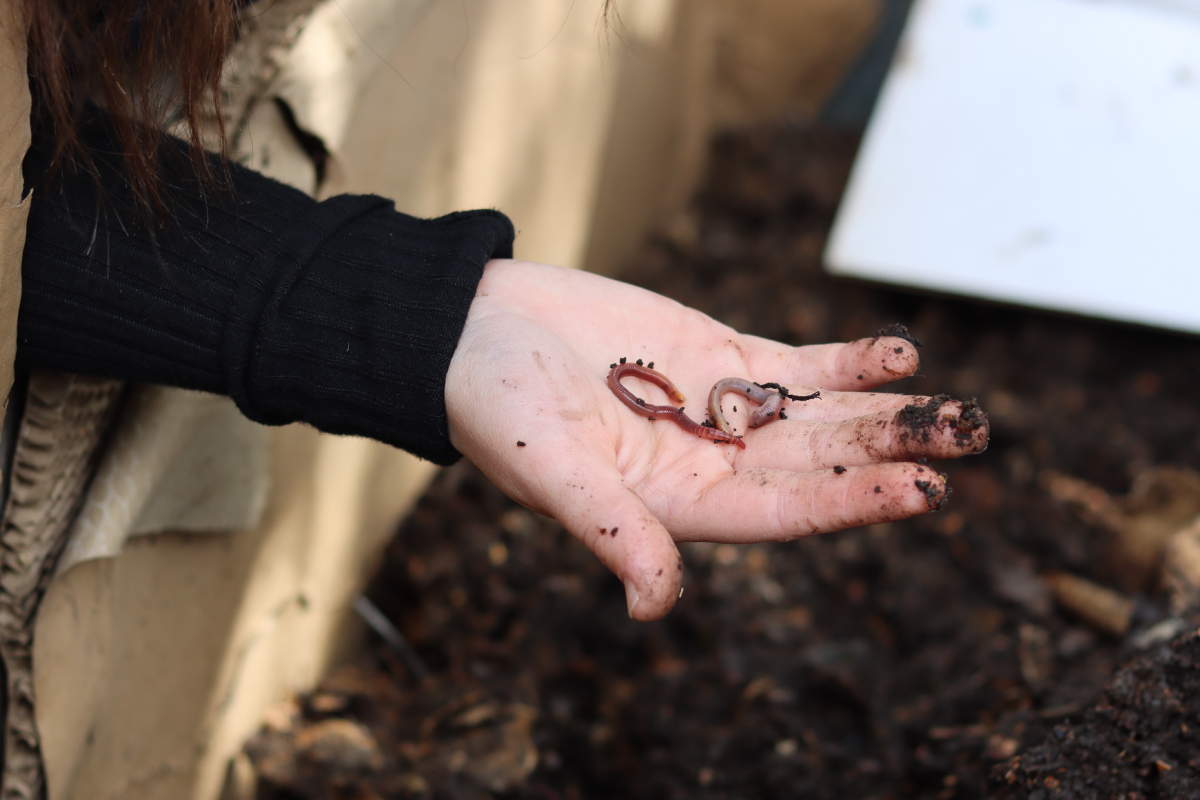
[225, 199, 513, 464]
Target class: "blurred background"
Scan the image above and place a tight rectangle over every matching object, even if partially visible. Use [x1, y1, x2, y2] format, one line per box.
[38, 2, 1200, 799]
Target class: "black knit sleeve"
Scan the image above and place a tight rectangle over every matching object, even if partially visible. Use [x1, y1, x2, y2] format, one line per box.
[18, 111, 514, 465]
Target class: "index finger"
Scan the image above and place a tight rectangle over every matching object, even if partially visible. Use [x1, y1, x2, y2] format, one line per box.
[742, 333, 920, 391]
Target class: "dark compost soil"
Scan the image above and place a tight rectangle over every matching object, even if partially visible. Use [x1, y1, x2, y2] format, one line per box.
[244, 128, 1200, 800]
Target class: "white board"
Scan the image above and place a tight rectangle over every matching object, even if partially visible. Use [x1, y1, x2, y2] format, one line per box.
[825, 0, 1200, 334]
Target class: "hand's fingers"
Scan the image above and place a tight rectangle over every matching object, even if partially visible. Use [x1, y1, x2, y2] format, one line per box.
[744, 334, 920, 391]
[669, 462, 948, 543]
[540, 455, 683, 622]
[736, 398, 990, 471]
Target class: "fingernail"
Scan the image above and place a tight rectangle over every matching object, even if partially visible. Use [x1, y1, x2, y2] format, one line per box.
[625, 579, 640, 618]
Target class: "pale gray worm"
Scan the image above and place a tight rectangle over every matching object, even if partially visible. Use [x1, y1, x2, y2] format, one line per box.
[707, 379, 819, 437]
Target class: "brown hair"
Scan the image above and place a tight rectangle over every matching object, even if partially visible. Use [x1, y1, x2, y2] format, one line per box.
[25, 0, 239, 210]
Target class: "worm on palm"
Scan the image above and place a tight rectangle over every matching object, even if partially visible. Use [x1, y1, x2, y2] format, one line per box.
[707, 378, 784, 436]
[607, 362, 745, 449]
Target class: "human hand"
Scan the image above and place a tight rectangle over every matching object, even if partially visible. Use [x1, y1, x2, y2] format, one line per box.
[446, 260, 988, 621]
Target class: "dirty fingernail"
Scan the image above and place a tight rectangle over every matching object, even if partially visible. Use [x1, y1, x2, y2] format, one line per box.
[914, 472, 951, 511]
[625, 579, 640, 618]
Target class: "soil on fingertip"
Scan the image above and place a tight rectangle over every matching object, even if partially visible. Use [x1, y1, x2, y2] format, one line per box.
[245, 128, 1200, 800]
[898, 394, 954, 445]
[913, 473, 947, 511]
[953, 400, 988, 448]
[874, 323, 924, 347]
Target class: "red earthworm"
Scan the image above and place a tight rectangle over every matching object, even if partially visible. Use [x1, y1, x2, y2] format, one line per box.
[708, 378, 785, 436]
[607, 362, 745, 449]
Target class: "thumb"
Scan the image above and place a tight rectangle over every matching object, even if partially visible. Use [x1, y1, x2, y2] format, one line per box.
[544, 458, 683, 621]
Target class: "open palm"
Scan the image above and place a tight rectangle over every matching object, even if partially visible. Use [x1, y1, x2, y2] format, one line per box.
[447, 260, 988, 620]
